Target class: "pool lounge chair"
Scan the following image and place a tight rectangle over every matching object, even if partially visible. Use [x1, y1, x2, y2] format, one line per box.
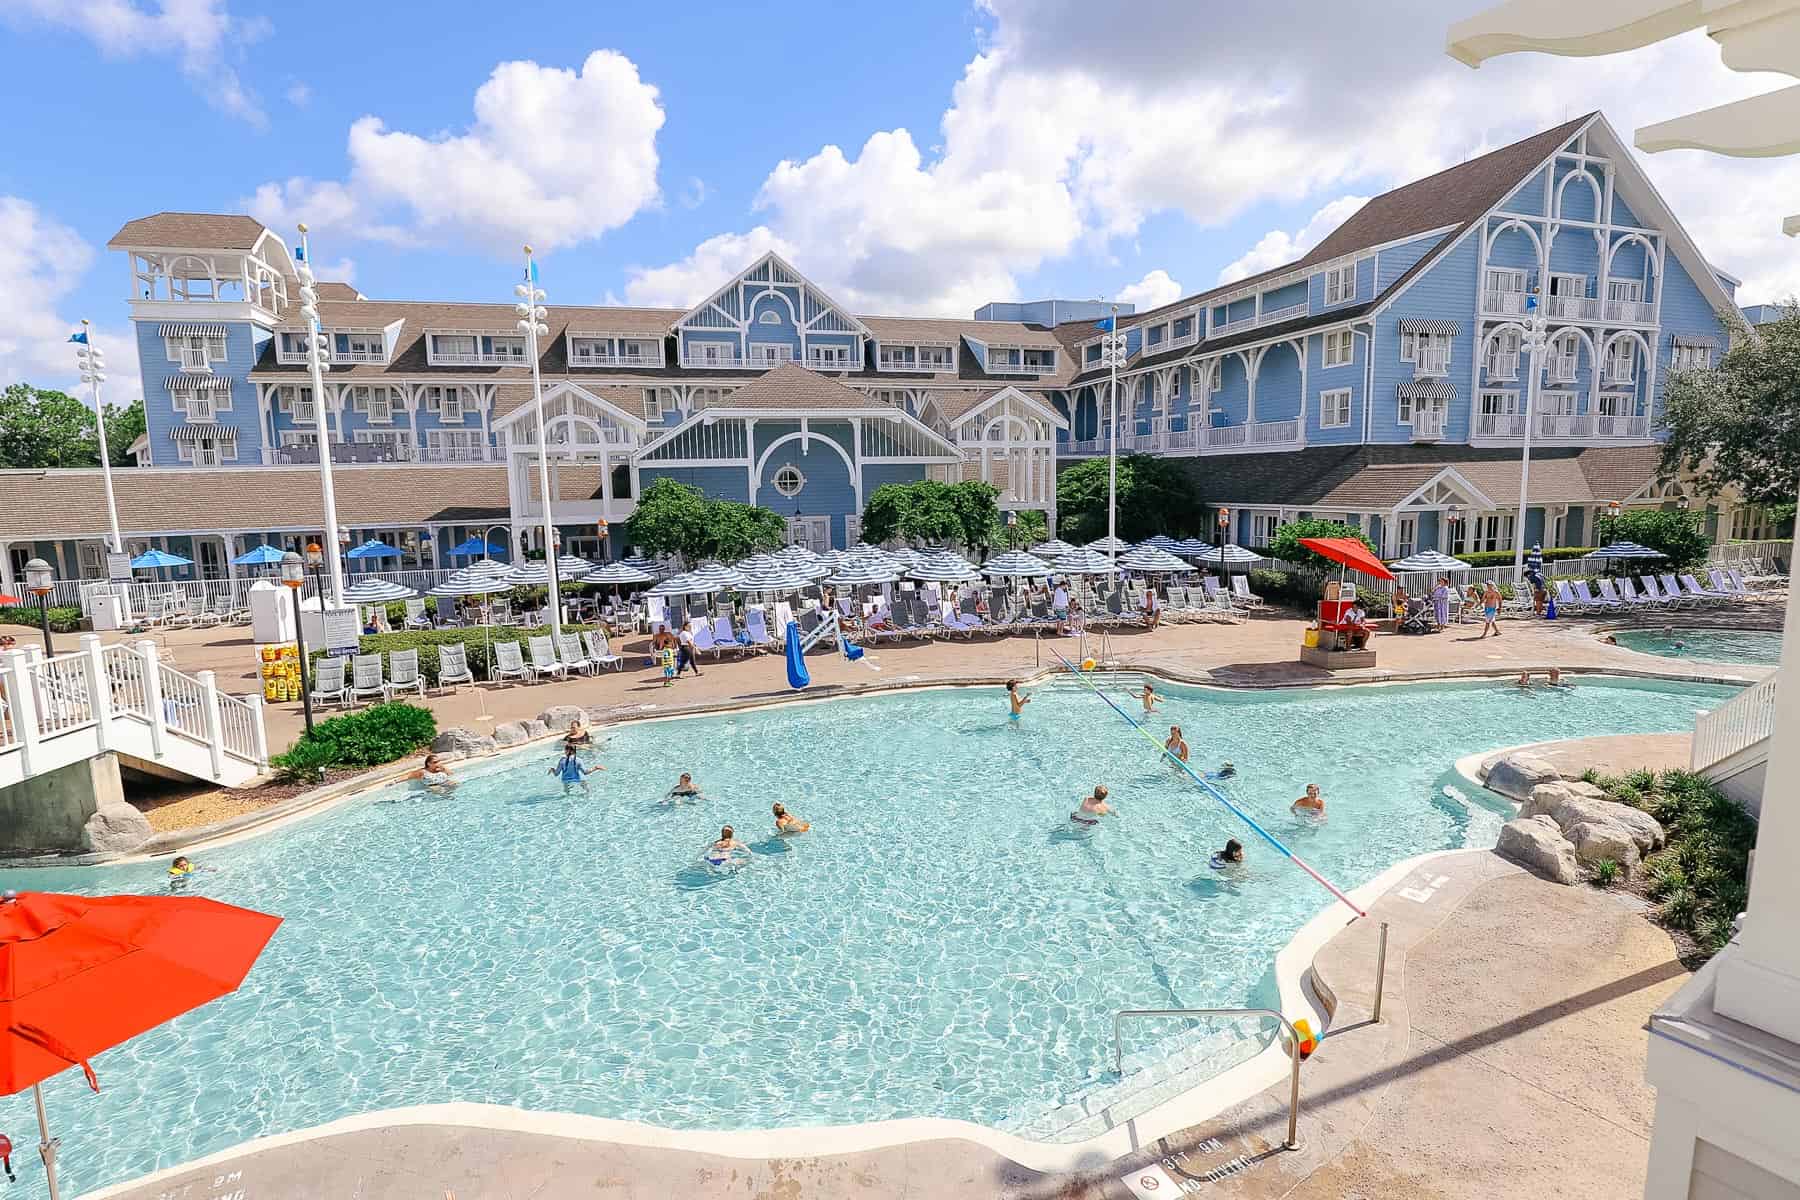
[1679, 573, 1732, 606]
[309, 656, 352, 709]
[1706, 569, 1752, 603]
[1202, 577, 1232, 607]
[1638, 575, 1687, 610]
[525, 635, 567, 681]
[1554, 580, 1588, 613]
[350, 654, 387, 705]
[742, 607, 777, 651]
[491, 641, 530, 683]
[437, 643, 476, 691]
[1616, 576, 1665, 611]
[583, 630, 625, 671]
[1664, 573, 1718, 608]
[712, 616, 750, 658]
[1230, 577, 1265, 609]
[1570, 580, 1620, 612]
[1595, 578, 1641, 611]
[689, 618, 724, 659]
[557, 633, 595, 675]
[403, 598, 433, 630]
[383, 648, 427, 701]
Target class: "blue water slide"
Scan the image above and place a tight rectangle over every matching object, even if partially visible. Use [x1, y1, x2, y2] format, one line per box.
[784, 620, 811, 689]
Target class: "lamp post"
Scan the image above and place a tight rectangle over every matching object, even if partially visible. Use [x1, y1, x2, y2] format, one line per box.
[516, 246, 561, 642]
[73, 323, 122, 557]
[24, 558, 54, 654]
[295, 224, 348, 609]
[1099, 304, 1127, 574]
[1217, 508, 1232, 609]
[1005, 509, 1018, 552]
[1446, 503, 1463, 556]
[281, 551, 314, 736]
[1512, 291, 1551, 583]
[1601, 497, 1622, 544]
[596, 519, 610, 564]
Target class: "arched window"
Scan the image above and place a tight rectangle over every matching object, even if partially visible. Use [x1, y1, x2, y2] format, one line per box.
[773, 464, 805, 497]
[758, 311, 781, 325]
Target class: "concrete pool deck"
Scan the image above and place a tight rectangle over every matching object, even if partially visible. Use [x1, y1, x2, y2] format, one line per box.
[89, 848, 1689, 1200]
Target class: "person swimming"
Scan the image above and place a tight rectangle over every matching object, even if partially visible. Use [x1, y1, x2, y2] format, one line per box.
[1209, 838, 1245, 870]
[1513, 671, 1534, 689]
[167, 855, 197, 881]
[1164, 725, 1189, 764]
[550, 747, 604, 793]
[418, 753, 456, 791]
[1210, 762, 1237, 780]
[1139, 683, 1162, 715]
[666, 772, 701, 803]
[773, 802, 811, 835]
[705, 825, 749, 866]
[1292, 784, 1326, 815]
[1070, 785, 1110, 826]
[1547, 667, 1570, 687]
[1006, 679, 1030, 722]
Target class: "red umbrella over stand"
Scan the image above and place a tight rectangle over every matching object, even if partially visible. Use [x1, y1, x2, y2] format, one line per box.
[0, 889, 282, 1199]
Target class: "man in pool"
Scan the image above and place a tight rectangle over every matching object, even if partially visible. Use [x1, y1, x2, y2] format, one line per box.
[1164, 725, 1189, 764]
[550, 746, 605, 793]
[1006, 679, 1030, 722]
[564, 718, 593, 749]
[667, 772, 702, 802]
[1071, 785, 1111, 825]
[1139, 682, 1162, 715]
[773, 803, 810, 834]
[1292, 784, 1326, 815]
[706, 825, 749, 864]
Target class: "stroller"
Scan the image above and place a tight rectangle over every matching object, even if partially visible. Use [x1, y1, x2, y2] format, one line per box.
[1398, 595, 1435, 634]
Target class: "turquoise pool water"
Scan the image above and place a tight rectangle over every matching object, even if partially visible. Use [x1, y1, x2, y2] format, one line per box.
[0, 675, 1737, 1196]
[1613, 627, 1782, 666]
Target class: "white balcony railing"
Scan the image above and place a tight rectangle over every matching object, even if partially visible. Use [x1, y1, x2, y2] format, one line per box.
[1604, 298, 1656, 324]
[431, 350, 527, 367]
[1692, 674, 1776, 774]
[1485, 353, 1520, 381]
[1057, 417, 1302, 456]
[878, 359, 949, 373]
[415, 443, 491, 463]
[570, 350, 654, 367]
[1473, 412, 1651, 441]
[1483, 290, 1530, 315]
[1249, 418, 1301, 445]
[1546, 295, 1602, 320]
[1262, 301, 1309, 324]
[1213, 314, 1256, 336]
[179, 347, 211, 372]
[1410, 408, 1447, 441]
[681, 351, 750, 369]
[1475, 412, 1526, 439]
[987, 358, 1058, 375]
[807, 355, 856, 372]
[1413, 348, 1451, 377]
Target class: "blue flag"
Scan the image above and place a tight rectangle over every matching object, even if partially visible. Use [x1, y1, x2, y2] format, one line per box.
[1095, 315, 1114, 332]
[293, 243, 306, 262]
[527, 259, 539, 284]
[67, 330, 88, 344]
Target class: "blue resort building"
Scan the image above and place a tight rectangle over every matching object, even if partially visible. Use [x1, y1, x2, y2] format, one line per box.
[0, 111, 1768, 591]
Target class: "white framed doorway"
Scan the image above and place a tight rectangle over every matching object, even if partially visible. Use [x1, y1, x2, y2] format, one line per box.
[787, 515, 831, 551]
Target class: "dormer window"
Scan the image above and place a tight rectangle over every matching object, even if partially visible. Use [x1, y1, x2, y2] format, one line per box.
[428, 333, 525, 365]
[1325, 264, 1356, 306]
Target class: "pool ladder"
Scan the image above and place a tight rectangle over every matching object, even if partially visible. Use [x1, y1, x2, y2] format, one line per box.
[1112, 1007, 1304, 1151]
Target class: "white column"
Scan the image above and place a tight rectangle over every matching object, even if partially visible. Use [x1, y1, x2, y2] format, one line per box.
[409, 391, 422, 461]
[137, 639, 166, 760]
[198, 668, 225, 780]
[3, 649, 41, 775]
[0, 541, 13, 595]
[481, 389, 494, 461]
[1713, 485, 1800, 1044]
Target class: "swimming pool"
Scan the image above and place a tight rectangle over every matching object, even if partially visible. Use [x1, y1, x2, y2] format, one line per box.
[1612, 627, 1782, 666]
[0, 675, 1738, 1196]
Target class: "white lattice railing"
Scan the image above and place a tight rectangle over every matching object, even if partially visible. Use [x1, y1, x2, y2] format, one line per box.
[1692, 675, 1777, 773]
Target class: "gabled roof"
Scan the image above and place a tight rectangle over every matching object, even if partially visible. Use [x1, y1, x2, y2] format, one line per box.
[490, 380, 647, 429]
[672, 251, 874, 339]
[315, 282, 363, 301]
[108, 212, 271, 251]
[930, 386, 1068, 430]
[713, 362, 875, 410]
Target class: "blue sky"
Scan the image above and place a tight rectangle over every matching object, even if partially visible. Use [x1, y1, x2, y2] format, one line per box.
[2, 0, 1795, 403]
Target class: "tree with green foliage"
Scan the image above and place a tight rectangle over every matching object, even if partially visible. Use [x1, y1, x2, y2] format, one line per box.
[1267, 518, 1378, 575]
[1594, 507, 1711, 571]
[620, 477, 786, 564]
[1660, 304, 1800, 505]
[0, 383, 143, 468]
[1054, 454, 1203, 543]
[860, 479, 1005, 551]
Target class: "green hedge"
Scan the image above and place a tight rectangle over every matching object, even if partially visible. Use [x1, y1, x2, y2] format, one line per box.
[271, 702, 437, 781]
[0, 604, 83, 633]
[309, 624, 602, 686]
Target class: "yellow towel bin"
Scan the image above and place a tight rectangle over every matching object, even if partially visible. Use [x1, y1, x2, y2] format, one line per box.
[1302, 628, 1320, 648]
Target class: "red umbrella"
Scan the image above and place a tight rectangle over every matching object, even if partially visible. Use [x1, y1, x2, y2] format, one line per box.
[1299, 536, 1398, 618]
[0, 594, 20, 606]
[0, 889, 282, 1199]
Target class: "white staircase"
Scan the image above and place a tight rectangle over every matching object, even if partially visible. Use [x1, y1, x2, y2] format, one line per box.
[0, 637, 268, 790]
[1691, 675, 1775, 815]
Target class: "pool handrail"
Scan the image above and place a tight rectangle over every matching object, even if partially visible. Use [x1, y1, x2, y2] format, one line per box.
[1113, 1006, 1303, 1150]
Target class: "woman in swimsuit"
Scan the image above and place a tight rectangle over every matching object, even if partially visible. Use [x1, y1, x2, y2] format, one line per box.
[1210, 838, 1245, 869]
[1006, 679, 1030, 722]
[1071, 785, 1111, 825]
[706, 825, 749, 865]
[1164, 725, 1189, 764]
[564, 719, 593, 748]
[417, 754, 456, 791]
[773, 803, 810, 835]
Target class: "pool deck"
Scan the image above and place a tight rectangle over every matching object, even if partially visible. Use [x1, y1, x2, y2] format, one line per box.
[90, 848, 1690, 1200]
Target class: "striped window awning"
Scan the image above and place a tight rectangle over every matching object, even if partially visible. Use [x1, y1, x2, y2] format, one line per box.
[164, 374, 232, 391]
[1398, 381, 1455, 402]
[158, 322, 229, 338]
[170, 423, 236, 442]
[1397, 318, 1460, 336]
[1672, 333, 1717, 349]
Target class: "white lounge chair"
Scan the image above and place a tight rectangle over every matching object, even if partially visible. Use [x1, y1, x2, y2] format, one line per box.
[403, 598, 432, 629]
[1639, 575, 1689, 609]
[1707, 569, 1751, 603]
[1667, 573, 1721, 607]
[309, 655, 351, 708]
[526, 635, 567, 681]
[689, 618, 723, 659]
[350, 653, 386, 705]
[712, 615, 749, 658]
[437, 643, 476, 690]
[743, 607, 777, 651]
[383, 648, 426, 701]
[1571, 580, 1619, 612]
[491, 641, 529, 683]
[581, 630, 624, 671]
[1595, 578, 1640, 610]
[1230, 577, 1264, 609]
[1554, 580, 1588, 613]
[1616, 576, 1666, 611]
[556, 633, 595, 675]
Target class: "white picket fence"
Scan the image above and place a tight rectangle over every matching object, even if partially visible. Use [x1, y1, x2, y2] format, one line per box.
[1692, 674, 1778, 774]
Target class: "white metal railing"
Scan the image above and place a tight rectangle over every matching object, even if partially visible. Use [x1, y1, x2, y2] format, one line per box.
[1411, 409, 1447, 441]
[1709, 540, 1790, 567]
[178, 347, 211, 371]
[877, 359, 945, 373]
[1605, 298, 1656, 324]
[988, 358, 1058, 375]
[430, 347, 527, 366]
[1056, 417, 1303, 456]
[1483, 290, 1530, 315]
[1475, 411, 1525, 438]
[1413, 347, 1451, 377]
[1213, 314, 1255, 336]
[1593, 412, 1649, 438]
[1546, 295, 1601, 320]
[1250, 418, 1302, 445]
[1485, 352, 1519, 381]
[1261, 301, 1309, 324]
[807, 355, 856, 372]
[415, 442, 492, 463]
[1207, 424, 1250, 448]
[1692, 675, 1777, 773]
[569, 348, 656, 367]
[681, 351, 750, 369]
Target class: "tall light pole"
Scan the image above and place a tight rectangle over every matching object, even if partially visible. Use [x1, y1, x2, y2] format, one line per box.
[1100, 304, 1127, 573]
[296, 224, 347, 609]
[72, 323, 122, 556]
[1512, 291, 1551, 584]
[517, 246, 561, 642]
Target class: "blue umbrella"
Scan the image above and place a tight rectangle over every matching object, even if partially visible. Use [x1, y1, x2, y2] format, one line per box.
[344, 539, 401, 560]
[130, 549, 192, 569]
[232, 544, 286, 566]
[446, 535, 505, 558]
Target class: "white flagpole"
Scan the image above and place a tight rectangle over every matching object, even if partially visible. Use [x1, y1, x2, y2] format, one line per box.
[76, 320, 122, 554]
[518, 247, 561, 642]
[1106, 303, 1120, 574]
[297, 225, 348, 608]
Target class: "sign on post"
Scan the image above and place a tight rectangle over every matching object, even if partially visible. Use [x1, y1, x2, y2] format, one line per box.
[322, 607, 361, 656]
[107, 552, 133, 582]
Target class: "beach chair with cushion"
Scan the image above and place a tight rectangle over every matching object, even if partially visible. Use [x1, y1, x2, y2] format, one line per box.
[712, 616, 750, 658]
[1571, 580, 1619, 612]
[742, 607, 777, 651]
[404, 598, 432, 629]
[309, 656, 352, 709]
[350, 654, 387, 705]
[1707, 569, 1751, 602]
[526, 635, 567, 681]
[1639, 575, 1687, 610]
[1553, 580, 1588, 613]
[437, 643, 476, 691]
[689, 618, 724, 659]
[1595, 578, 1641, 611]
[1230, 577, 1265, 609]
[383, 648, 427, 701]
[1670, 573, 1725, 607]
[587, 630, 624, 671]
[491, 641, 529, 683]
[557, 633, 595, 675]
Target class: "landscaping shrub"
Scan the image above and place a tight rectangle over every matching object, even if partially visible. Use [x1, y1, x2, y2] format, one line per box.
[1458, 546, 1596, 568]
[271, 701, 437, 780]
[0, 604, 83, 633]
[1591, 768, 1755, 957]
[308, 624, 599, 687]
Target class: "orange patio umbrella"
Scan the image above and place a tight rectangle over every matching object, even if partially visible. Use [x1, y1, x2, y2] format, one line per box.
[0, 889, 282, 1199]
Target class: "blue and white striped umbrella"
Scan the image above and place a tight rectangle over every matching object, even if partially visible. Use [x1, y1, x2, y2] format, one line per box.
[342, 577, 416, 604]
[908, 551, 981, 583]
[1030, 539, 1076, 558]
[646, 573, 699, 597]
[735, 562, 814, 593]
[1086, 536, 1132, 554]
[551, 554, 596, 577]
[583, 561, 655, 586]
[460, 558, 512, 580]
[618, 554, 668, 576]
[428, 571, 502, 598]
[1136, 535, 1179, 551]
[1594, 540, 1666, 559]
[1118, 545, 1193, 573]
[1051, 547, 1120, 575]
[686, 562, 746, 591]
[502, 562, 555, 587]
[980, 550, 1053, 577]
[1204, 544, 1263, 565]
[827, 557, 902, 587]
[1387, 550, 1473, 574]
[1171, 538, 1215, 558]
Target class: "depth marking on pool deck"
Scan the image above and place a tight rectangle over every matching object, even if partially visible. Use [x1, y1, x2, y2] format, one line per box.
[1397, 872, 1451, 903]
[1121, 1138, 1262, 1196]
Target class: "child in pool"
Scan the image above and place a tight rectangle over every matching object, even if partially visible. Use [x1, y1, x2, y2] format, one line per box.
[168, 855, 197, 881]
[1292, 784, 1326, 815]
[1006, 679, 1030, 722]
[773, 802, 810, 834]
[1140, 683, 1162, 715]
[666, 772, 701, 803]
[706, 825, 749, 865]
[1210, 838, 1245, 870]
[550, 747, 604, 793]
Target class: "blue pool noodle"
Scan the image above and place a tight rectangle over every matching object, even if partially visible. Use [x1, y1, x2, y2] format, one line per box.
[784, 620, 810, 689]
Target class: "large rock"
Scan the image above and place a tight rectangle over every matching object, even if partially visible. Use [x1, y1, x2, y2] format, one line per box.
[1523, 783, 1666, 854]
[1563, 820, 1642, 872]
[537, 706, 588, 732]
[491, 721, 532, 747]
[1484, 753, 1562, 801]
[81, 793, 154, 855]
[1496, 815, 1581, 885]
[523, 719, 549, 739]
[430, 728, 497, 760]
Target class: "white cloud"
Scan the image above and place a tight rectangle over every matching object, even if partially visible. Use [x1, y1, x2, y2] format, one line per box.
[0, 0, 269, 126]
[285, 80, 311, 108]
[0, 196, 142, 407]
[630, 0, 1800, 313]
[1218, 196, 1368, 285]
[1116, 269, 1183, 311]
[679, 177, 707, 210]
[622, 227, 795, 308]
[248, 51, 665, 257]
[316, 256, 356, 287]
